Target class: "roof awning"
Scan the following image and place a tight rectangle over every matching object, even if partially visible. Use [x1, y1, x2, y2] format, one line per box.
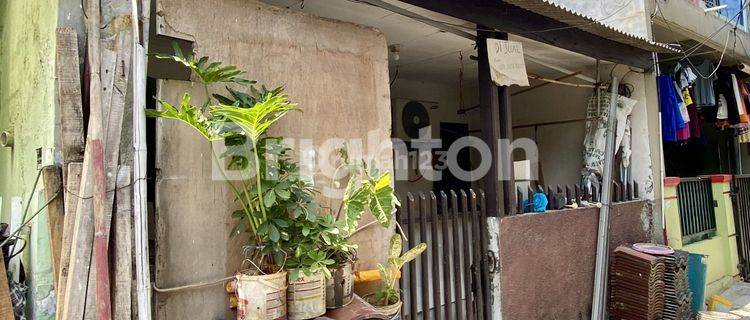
[502, 0, 678, 54]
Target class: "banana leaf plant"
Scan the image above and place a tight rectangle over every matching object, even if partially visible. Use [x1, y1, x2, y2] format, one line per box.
[146, 43, 315, 272]
[374, 234, 426, 306]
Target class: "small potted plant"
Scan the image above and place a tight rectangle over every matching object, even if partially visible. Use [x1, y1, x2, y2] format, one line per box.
[366, 234, 426, 319]
[321, 147, 399, 309]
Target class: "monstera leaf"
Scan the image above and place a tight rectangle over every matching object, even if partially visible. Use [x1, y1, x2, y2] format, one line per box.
[146, 93, 224, 141]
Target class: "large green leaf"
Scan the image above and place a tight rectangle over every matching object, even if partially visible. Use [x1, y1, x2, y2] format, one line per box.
[146, 93, 224, 141]
[400, 243, 427, 265]
[211, 92, 299, 142]
[388, 235, 402, 260]
[368, 173, 394, 228]
[155, 42, 253, 85]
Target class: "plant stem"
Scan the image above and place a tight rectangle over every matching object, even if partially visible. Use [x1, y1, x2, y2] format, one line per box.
[252, 141, 268, 221]
[210, 142, 258, 234]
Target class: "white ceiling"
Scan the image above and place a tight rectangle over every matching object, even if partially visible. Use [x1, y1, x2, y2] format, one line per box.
[262, 0, 601, 84]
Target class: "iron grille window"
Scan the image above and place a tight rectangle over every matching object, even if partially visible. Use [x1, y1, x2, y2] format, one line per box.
[676, 178, 717, 243]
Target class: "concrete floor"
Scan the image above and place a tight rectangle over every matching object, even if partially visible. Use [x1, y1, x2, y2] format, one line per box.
[709, 282, 750, 319]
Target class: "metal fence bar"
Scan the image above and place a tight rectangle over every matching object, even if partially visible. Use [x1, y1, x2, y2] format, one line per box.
[407, 193, 418, 320]
[733, 175, 750, 280]
[676, 178, 716, 242]
[429, 192, 442, 320]
[439, 191, 454, 320]
[419, 194, 430, 319]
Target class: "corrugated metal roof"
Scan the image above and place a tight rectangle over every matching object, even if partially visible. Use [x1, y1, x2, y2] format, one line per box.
[503, 0, 679, 53]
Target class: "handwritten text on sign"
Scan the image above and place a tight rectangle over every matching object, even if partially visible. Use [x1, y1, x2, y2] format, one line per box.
[487, 39, 529, 87]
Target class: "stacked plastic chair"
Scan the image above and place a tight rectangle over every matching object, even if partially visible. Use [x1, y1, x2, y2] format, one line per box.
[609, 246, 666, 320]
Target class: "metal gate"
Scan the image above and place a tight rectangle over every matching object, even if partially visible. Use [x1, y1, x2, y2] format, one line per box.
[732, 175, 750, 280]
[395, 189, 492, 320]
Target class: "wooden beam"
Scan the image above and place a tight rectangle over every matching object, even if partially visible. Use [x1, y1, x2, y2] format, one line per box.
[56, 28, 85, 171]
[397, 0, 655, 68]
[477, 28, 502, 217]
[0, 252, 13, 319]
[56, 162, 82, 318]
[112, 166, 132, 320]
[42, 166, 64, 284]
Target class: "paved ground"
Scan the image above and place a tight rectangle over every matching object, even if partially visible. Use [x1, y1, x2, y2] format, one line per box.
[709, 282, 750, 319]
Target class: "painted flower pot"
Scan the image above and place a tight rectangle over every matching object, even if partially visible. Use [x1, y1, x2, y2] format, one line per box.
[235, 271, 287, 320]
[287, 270, 326, 319]
[364, 294, 402, 320]
[325, 261, 354, 309]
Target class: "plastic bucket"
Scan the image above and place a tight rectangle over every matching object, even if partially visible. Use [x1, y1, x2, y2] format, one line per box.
[235, 271, 287, 320]
[326, 261, 354, 309]
[287, 270, 326, 319]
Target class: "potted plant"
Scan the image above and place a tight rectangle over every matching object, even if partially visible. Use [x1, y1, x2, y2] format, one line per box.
[321, 147, 399, 309]
[366, 234, 426, 319]
[147, 44, 310, 320]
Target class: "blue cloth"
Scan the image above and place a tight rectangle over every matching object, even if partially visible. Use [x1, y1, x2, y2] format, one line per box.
[532, 192, 548, 212]
[658, 75, 685, 142]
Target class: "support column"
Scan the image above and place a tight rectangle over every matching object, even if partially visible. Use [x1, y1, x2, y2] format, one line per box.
[497, 33, 516, 216]
[477, 28, 502, 217]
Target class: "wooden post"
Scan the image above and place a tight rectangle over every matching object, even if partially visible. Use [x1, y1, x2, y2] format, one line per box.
[477, 28, 502, 217]
[0, 252, 14, 319]
[41, 166, 64, 284]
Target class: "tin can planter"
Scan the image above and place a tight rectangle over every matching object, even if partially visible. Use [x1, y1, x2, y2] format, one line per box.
[235, 271, 288, 320]
[325, 261, 354, 309]
[287, 270, 326, 319]
[364, 294, 402, 320]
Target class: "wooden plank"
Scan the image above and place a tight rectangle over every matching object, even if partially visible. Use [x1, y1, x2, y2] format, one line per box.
[56, 27, 85, 169]
[41, 166, 64, 284]
[92, 139, 112, 320]
[56, 162, 83, 318]
[84, 30, 133, 320]
[0, 252, 14, 319]
[397, 0, 654, 69]
[60, 0, 103, 316]
[112, 166, 132, 320]
[468, 191, 484, 319]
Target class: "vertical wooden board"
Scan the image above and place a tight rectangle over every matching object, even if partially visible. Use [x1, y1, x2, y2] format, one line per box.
[112, 166, 132, 320]
[41, 166, 64, 284]
[0, 252, 14, 319]
[57, 162, 83, 318]
[56, 27, 85, 167]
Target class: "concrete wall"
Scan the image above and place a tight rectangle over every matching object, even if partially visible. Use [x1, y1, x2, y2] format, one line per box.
[0, 1, 58, 319]
[153, 1, 392, 319]
[498, 201, 652, 320]
[663, 176, 741, 298]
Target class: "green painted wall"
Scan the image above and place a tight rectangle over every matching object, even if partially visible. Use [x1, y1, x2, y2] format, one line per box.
[664, 178, 741, 299]
[0, 0, 59, 318]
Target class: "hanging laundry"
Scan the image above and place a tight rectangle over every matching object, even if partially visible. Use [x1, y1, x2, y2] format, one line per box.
[692, 60, 717, 107]
[733, 74, 750, 123]
[677, 63, 697, 89]
[687, 88, 702, 138]
[658, 75, 685, 142]
[673, 81, 690, 123]
[717, 94, 729, 121]
[716, 70, 741, 124]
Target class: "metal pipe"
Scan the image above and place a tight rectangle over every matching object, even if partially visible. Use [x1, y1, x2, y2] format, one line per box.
[591, 75, 619, 320]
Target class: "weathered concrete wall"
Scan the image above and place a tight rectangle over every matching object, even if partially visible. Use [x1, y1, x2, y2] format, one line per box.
[499, 201, 651, 320]
[0, 1, 58, 319]
[154, 1, 392, 319]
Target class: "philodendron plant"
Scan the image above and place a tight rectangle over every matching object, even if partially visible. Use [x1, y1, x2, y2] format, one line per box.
[374, 235, 426, 306]
[146, 44, 323, 274]
[320, 147, 400, 267]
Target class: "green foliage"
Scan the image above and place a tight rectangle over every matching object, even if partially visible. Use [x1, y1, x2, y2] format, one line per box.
[145, 93, 226, 141]
[155, 42, 253, 85]
[374, 235, 426, 306]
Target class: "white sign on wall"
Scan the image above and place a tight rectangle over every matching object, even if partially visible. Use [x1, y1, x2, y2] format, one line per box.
[487, 39, 530, 87]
